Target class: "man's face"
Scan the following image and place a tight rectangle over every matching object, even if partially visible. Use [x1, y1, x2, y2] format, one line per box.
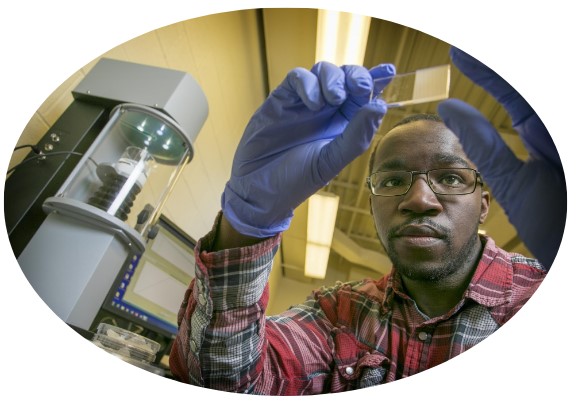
[370, 120, 490, 281]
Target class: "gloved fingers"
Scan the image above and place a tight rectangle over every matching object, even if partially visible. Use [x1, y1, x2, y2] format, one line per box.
[514, 113, 563, 169]
[438, 98, 523, 181]
[317, 100, 387, 183]
[338, 64, 395, 120]
[452, 47, 562, 169]
[338, 65, 375, 119]
[450, 47, 534, 126]
[341, 65, 373, 105]
[369, 63, 396, 96]
[281, 67, 326, 111]
[310, 61, 348, 106]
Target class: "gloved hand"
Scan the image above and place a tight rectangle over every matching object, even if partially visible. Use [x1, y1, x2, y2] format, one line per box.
[222, 61, 395, 238]
[438, 47, 566, 270]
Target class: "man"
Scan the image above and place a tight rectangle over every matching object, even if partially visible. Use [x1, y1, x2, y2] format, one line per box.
[168, 49, 562, 394]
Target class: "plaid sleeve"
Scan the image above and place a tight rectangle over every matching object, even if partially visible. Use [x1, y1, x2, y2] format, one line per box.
[169, 214, 342, 394]
[169, 213, 286, 391]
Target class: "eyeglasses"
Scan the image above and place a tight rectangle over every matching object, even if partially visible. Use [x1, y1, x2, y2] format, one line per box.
[366, 168, 483, 197]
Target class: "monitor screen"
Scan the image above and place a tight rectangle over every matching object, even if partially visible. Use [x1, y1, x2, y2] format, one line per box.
[101, 215, 196, 337]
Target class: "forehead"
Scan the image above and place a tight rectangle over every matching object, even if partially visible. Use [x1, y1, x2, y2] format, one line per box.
[373, 120, 474, 171]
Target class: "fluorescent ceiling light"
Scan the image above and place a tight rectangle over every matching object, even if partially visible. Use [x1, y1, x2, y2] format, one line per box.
[304, 192, 339, 279]
[315, 10, 372, 65]
[303, 11, 369, 279]
[305, 244, 332, 279]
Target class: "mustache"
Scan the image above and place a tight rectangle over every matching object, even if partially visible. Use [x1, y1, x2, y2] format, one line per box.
[387, 218, 450, 240]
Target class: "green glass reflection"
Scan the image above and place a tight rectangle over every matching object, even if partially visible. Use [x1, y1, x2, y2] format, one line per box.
[117, 109, 189, 165]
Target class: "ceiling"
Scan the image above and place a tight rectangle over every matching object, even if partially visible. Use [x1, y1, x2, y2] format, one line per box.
[260, 10, 531, 283]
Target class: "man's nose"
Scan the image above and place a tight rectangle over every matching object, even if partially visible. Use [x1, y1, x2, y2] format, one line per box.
[397, 175, 443, 214]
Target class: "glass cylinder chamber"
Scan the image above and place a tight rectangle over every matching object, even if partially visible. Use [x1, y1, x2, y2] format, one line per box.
[43, 103, 193, 253]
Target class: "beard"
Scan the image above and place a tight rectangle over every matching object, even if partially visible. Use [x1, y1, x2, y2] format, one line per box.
[382, 220, 481, 282]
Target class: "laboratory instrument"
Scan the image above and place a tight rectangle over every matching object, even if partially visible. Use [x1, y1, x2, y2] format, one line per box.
[6, 58, 208, 351]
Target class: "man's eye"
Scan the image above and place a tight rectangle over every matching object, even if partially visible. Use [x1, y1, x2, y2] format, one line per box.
[439, 174, 465, 186]
[381, 177, 405, 188]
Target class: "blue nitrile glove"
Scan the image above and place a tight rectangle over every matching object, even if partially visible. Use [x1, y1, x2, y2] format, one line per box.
[438, 47, 566, 269]
[222, 61, 395, 238]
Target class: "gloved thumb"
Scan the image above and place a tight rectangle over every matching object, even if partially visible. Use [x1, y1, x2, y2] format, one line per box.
[438, 98, 523, 199]
[449, 47, 533, 127]
[317, 100, 387, 183]
[370, 63, 396, 96]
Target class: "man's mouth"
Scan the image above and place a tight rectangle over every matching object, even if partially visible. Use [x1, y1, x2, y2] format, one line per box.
[391, 223, 446, 248]
[395, 224, 444, 238]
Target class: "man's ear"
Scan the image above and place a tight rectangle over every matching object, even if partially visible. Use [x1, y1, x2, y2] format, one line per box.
[479, 190, 490, 224]
[369, 195, 374, 216]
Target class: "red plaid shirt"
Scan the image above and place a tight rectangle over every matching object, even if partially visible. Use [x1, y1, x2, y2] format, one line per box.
[170, 215, 546, 395]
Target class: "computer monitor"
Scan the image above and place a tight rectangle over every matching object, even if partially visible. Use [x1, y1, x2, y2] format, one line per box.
[99, 215, 196, 338]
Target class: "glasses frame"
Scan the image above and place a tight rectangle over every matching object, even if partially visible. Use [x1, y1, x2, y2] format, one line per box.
[366, 168, 484, 197]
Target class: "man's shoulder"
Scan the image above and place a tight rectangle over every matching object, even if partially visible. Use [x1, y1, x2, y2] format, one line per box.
[482, 235, 547, 274]
[508, 252, 547, 273]
[477, 236, 547, 324]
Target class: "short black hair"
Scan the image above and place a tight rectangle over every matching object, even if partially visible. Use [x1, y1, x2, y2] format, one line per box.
[368, 113, 444, 174]
[390, 113, 443, 129]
